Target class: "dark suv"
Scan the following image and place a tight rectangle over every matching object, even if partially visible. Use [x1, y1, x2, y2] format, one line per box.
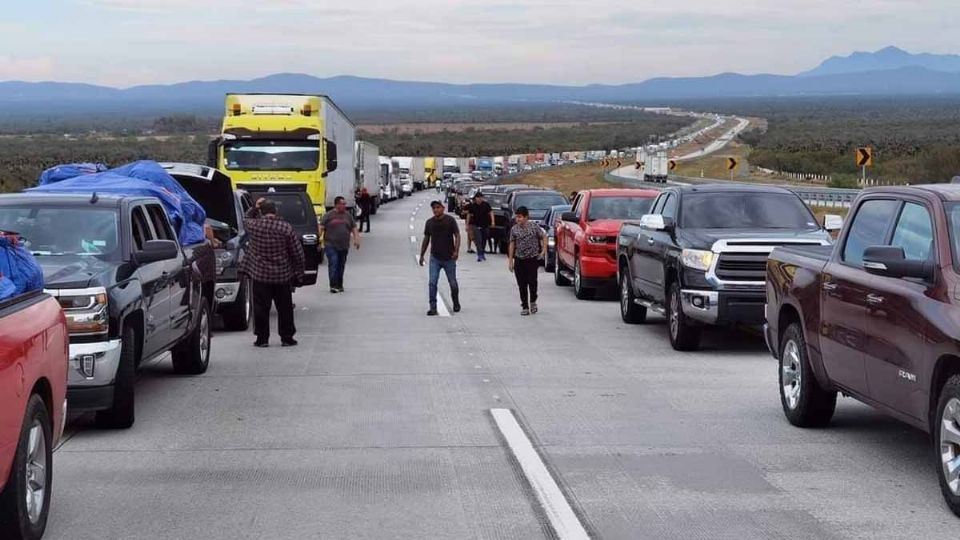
[497, 189, 568, 253]
[238, 183, 322, 284]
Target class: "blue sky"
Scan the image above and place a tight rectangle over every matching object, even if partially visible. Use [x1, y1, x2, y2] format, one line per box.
[3, 0, 958, 86]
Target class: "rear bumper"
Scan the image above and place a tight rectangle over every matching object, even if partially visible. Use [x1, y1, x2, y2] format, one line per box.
[680, 289, 766, 326]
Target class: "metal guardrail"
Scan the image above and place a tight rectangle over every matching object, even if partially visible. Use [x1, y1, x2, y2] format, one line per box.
[603, 170, 860, 208]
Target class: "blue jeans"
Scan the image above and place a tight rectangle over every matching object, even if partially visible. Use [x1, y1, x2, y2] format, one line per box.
[325, 246, 349, 288]
[428, 256, 459, 308]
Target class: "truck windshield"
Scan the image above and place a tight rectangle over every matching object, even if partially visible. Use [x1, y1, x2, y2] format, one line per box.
[681, 193, 818, 229]
[224, 141, 320, 171]
[587, 197, 654, 220]
[0, 206, 119, 258]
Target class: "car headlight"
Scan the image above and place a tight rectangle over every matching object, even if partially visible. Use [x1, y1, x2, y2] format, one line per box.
[548, 236, 556, 247]
[215, 251, 234, 275]
[57, 288, 109, 336]
[587, 235, 610, 244]
[681, 249, 715, 271]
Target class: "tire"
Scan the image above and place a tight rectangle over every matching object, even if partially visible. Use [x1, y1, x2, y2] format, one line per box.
[172, 300, 212, 375]
[220, 278, 251, 331]
[545, 257, 555, 274]
[778, 322, 836, 427]
[554, 255, 570, 286]
[0, 394, 52, 540]
[95, 327, 137, 429]
[619, 270, 647, 324]
[935, 374, 960, 517]
[573, 257, 594, 300]
[666, 282, 701, 351]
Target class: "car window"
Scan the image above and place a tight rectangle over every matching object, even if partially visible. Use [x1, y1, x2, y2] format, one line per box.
[146, 204, 175, 241]
[891, 202, 934, 262]
[842, 199, 900, 266]
[661, 194, 678, 220]
[131, 207, 154, 251]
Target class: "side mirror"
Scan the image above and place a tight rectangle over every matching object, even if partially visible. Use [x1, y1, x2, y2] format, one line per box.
[561, 211, 578, 223]
[134, 240, 179, 265]
[862, 245, 934, 280]
[823, 214, 843, 232]
[639, 214, 674, 232]
[324, 139, 338, 173]
[206, 137, 221, 168]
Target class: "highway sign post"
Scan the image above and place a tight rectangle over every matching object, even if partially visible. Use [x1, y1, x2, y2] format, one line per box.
[668, 160, 677, 172]
[856, 147, 873, 185]
[727, 157, 738, 180]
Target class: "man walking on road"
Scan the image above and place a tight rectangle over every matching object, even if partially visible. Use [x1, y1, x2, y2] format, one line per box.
[508, 206, 547, 316]
[357, 188, 373, 233]
[466, 192, 494, 262]
[320, 196, 361, 293]
[420, 200, 461, 316]
[240, 197, 305, 347]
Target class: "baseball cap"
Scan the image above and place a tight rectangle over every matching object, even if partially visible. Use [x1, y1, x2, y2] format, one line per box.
[430, 200, 444, 208]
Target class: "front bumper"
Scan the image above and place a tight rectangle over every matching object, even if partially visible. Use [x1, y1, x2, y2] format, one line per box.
[579, 253, 617, 283]
[68, 385, 114, 411]
[763, 323, 778, 359]
[680, 289, 766, 326]
[67, 339, 122, 411]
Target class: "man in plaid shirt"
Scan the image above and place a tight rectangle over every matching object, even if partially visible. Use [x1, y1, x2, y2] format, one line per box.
[239, 197, 305, 347]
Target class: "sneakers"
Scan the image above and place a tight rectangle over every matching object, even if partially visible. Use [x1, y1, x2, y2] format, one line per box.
[337, 287, 345, 293]
[531, 302, 538, 314]
[254, 340, 269, 348]
[453, 302, 461, 313]
[467, 249, 475, 254]
[281, 339, 298, 347]
[427, 308, 438, 316]
[330, 288, 339, 294]
[521, 308, 530, 316]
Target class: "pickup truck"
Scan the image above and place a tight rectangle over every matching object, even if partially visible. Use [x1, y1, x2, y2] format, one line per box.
[617, 184, 836, 351]
[556, 188, 658, 299]
[0, 193, 215, 429]
[0, 287, 68, 539]
[163, 163, 254, 330]
[496, 189, 567, 254]
[765, 184, 960, 517]
[238, 183, 322, 281]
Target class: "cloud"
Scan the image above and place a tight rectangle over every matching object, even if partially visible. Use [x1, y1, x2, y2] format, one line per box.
[0, 56, 56, 82]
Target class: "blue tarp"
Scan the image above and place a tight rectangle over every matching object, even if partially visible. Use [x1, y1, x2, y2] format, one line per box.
[38, 163, 108, 186]
[0, 235, 44, 302]
[30, 160, 207, 246]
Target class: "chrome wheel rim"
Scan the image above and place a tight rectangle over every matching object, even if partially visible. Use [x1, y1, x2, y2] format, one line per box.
[620, 276, 629, 315]
[669, 289, 680, 338]
[24, 420, 47, 524]
[199, 308, 210, 365]
[940, 397, 960, 495]
[781, 339, 802, 410]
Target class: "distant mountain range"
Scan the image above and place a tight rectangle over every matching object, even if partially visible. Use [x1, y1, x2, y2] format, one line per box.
[2, 46, 960, 116]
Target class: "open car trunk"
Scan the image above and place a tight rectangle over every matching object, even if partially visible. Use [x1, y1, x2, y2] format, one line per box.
[162, 163, 239, 245]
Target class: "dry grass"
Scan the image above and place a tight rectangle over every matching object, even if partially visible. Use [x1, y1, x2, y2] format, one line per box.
[672, 140, 755, 181]
[516, 162, 612, 193]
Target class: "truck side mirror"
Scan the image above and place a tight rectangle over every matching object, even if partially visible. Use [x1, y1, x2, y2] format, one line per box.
[206, 138, 221, 168]
[639, 214, 673, 232]
[134, 240, 179, 266]
[561, 211, 578, 223]
[324, 139, 338, 173]
[823, 214, 843, 232]
[862, 245, 934, 280]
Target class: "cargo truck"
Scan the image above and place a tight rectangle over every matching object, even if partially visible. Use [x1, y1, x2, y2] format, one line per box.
[442, 157, 459, 179]
[478, 158, 493, 174]
[379, 156, 398, 202]
[212, 93, 355, 217]
[644, 150, 668, 183]
[424, 157, 440, 188]
[411, 157, 426, 190]
[394, 157, 414, 196]
[355, 141, 380, 212]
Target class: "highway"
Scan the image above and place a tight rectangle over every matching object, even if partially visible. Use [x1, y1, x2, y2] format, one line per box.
[44, 191, 956, 539]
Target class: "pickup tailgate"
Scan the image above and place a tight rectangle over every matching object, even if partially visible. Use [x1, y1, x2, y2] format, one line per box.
[765, 244, 833, 358]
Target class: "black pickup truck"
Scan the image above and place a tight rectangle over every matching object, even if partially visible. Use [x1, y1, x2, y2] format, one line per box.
[616, 184, 837, 351]
[0, 193, 215, 429]
[163, 163, 254, 330]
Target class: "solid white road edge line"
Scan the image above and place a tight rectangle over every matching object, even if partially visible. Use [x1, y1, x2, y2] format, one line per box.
[490, 408, 589, 540]
[410, 235, 417, 243]
[436, 295, 450, 317]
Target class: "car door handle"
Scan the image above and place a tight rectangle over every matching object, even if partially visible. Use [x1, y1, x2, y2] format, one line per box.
[822, 282, 838, 292]
[866, 293, 885, 305]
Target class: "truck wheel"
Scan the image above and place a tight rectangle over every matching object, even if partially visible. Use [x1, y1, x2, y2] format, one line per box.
[0, 394, 53, 540]
[935, 375, 960, 517]
[779, 322, 836, 427]
[573, 258, 593, 300]
[221, 278, 251, 331]
[554, 256, 570, 286]
[667, 282, 701, 351]
[620, 271, 647, 324]
[172, 300, 211, 375]
[95, 327, 137, 429]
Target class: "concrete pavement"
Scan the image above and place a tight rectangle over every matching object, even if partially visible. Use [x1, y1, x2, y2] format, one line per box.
[47, 191, 958, 539]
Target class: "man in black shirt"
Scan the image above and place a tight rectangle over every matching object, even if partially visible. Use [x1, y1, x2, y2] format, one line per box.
[467, 192, 495, 262]
[419, 200, 461, 316]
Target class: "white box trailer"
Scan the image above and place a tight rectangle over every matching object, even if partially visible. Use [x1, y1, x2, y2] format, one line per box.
[457, 157, 470, 173]
[323, 100, 357, 210]
[355, 141, 380, 210]
[379, 156, 401, 201]
[411, 157, 426, 190]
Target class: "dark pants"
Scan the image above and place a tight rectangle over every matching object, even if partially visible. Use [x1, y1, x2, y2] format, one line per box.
[325, 246, 349, 288]
[252, 281, 296, 341]
[475, 227, 488, 259]
[359, 211, 371, 232]
[428, 256, 459, 309]
[514, 257, 540, 309]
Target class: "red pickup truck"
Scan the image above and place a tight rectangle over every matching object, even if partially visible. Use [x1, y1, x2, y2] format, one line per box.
[554, 188, 658, 299]
[0, 290, 68, 539]
[766, 185, 960, 517]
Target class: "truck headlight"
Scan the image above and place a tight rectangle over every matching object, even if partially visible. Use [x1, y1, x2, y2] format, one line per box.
[681, 249, 715, 271]
[57, 288, 109, 336]
[548, 236, 556, 247]
[587, 235, 610, 244]
[215, 251, 234, 275]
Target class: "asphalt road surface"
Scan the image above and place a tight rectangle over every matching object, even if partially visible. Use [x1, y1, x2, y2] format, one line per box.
[47, 191, 958, 539]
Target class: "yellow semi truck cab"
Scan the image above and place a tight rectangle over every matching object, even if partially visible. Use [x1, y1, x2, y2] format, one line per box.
[213, 94, 355, 215]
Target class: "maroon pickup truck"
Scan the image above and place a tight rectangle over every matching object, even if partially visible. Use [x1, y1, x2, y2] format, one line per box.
[766, 185, 960, 516]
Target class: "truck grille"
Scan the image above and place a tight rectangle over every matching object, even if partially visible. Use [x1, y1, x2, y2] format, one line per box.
[715, 253, 768, 281]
